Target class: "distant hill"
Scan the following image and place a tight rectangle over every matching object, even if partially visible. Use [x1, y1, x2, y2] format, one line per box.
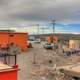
[30, 33, 80, 40]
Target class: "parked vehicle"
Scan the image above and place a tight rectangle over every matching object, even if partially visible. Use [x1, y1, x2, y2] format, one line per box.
[34, 39, 41, 43]
[43, 42, 54, 50]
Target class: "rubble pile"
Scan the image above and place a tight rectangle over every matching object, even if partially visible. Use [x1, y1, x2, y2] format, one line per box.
[29, 44, 80, 80]
[30, 65, 74, 80]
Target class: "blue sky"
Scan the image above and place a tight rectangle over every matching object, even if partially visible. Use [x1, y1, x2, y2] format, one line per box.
[46, 23, 80, 34]
[21, 23, 80, 34]
[2, 23, 79, 34]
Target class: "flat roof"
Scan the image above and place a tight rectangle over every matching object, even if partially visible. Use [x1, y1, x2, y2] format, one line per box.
[0, 63, 12, 70]
[0, 32, 28, 34]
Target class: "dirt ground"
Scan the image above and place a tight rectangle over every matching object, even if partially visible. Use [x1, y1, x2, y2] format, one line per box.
[17, 43, 80, 80]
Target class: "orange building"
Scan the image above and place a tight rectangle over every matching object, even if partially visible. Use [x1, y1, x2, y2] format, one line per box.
[46, 36, 58, 43]
[0, 32, 28, 51]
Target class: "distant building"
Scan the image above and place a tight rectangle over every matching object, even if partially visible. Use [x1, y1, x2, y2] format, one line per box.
[69, 40, 80, 49]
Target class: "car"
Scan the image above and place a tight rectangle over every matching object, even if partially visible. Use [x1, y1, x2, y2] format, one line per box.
[28, 38, 41, 44]
[28, 39, 35, 44]
[43, 43, 54, 50]
[34, 39, 41, 43]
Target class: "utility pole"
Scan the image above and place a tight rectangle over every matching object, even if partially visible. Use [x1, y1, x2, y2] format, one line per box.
[52, 20, 55, 35]
[37, 24, 39, 38]
[50, 19, 56, 43]
[41, 27, 45, 34]
[38, 24, 39, 35]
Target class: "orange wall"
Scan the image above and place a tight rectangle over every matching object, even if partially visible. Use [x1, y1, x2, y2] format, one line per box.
[53, 36, 58, 43]
[47, 36, 58, 43]
[47, 37, 51, 43]
[0, 32, 28, 51]
[9, 33, 28, 51]
[0, 33, 9, 45]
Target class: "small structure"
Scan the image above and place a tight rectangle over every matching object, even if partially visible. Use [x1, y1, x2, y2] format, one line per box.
[0, 62, 18, 80]
[69, 40, 80, 49]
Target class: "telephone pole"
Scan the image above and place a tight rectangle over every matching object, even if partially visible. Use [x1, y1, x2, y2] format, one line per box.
[36, 24, 39, 38]
[52, 20, 55, 35]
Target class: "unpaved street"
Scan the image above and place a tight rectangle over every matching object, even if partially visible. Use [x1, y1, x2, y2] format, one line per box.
[17, 43, 80, 80]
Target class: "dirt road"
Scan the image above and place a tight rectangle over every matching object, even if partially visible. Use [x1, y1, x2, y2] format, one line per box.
[17, 43, 80, 80]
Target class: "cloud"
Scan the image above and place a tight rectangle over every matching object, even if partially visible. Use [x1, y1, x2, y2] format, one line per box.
[0, 0, 80, 26]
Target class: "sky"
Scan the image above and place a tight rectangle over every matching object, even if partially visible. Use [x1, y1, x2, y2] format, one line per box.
[0, 0, 80, 34]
